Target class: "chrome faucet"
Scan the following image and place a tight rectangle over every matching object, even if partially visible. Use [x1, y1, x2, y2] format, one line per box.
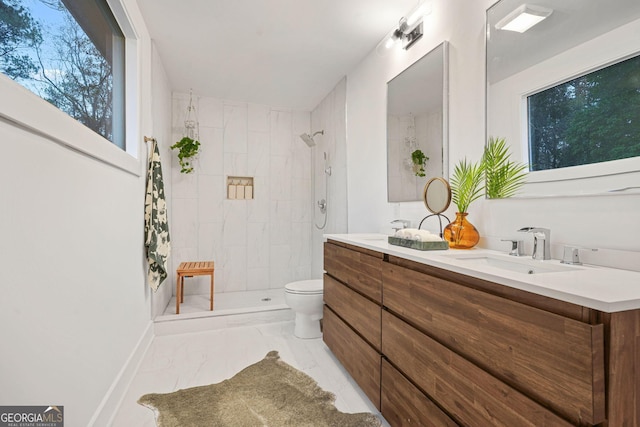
[501, 239, 524, 256]
[561, 245, 598, 265]
[518, 227, 551, 260]
[391, 219, 410, 232]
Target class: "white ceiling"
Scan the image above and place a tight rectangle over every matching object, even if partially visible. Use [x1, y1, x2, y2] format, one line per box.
[136, 0, 418, 110]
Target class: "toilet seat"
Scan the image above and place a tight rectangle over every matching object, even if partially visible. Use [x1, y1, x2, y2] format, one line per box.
[285, 279, 323, 295]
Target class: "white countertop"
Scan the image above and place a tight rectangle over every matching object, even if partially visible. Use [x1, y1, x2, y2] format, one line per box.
[324, 233, 640, 313]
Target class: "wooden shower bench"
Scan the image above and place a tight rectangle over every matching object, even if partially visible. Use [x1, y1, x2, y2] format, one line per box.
[176, 261, 214, 314]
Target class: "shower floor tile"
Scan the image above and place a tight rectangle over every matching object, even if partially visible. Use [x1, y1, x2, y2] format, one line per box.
[160, 288, 288, 317]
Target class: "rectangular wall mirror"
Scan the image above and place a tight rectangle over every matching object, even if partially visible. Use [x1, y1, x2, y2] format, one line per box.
[487, 0, 640, 197]
[387, 41, 449, 203]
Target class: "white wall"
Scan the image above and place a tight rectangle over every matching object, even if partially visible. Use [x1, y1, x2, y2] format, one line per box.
[168, 95, 313, 295]
[346, 0, 639, 267]
[0, 1, 172, 425]
[347, 0, 484, 234]
[150, 43, 175, 318]
[311, 78, 349, 277]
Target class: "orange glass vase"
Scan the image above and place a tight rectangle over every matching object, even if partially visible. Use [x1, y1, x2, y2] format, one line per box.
[443, 212, 480, 249]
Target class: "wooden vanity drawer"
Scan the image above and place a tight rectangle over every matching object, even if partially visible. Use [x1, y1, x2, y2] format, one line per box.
[323, 305, 381, 409]
[381, 359, 458, 427]
[324, 241, 382, 303]
[383, 263, 605, 425]
[382, 311, 573, 427]
[323, 274, 381, 350]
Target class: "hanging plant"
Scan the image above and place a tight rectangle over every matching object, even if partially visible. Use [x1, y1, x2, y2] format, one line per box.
[171, 89, 201, 174]
[171, 136, 200, 174]
[411, 149, 429, 177]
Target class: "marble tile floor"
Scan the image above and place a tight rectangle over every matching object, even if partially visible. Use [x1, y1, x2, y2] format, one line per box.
[110, 320, 389, 426]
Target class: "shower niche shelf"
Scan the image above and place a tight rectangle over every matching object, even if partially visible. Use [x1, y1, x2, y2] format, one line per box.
[227, 176, 254, 200]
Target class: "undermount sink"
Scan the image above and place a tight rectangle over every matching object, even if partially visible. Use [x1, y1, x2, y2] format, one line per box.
[445, 254, 582, 275]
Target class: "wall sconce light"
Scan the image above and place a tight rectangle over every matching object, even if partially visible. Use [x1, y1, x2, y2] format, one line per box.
[377, 1, 432, 55]
[495, 4, 553, 33]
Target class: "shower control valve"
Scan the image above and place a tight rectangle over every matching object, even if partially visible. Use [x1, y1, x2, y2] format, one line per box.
[317, 199, 327, 214]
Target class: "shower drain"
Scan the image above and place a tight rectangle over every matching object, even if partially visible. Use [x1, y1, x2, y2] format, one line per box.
[261, 297, 272, 302]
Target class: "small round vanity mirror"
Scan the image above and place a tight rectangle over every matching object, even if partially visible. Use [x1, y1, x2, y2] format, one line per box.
[423, 177, 451, 214]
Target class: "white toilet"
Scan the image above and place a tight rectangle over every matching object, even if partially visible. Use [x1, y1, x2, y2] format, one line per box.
[284, 279, 324, 339]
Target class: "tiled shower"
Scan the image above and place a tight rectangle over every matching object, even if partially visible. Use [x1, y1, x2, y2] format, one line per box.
[168, 95, 314, 300]
[161, 78, 347, 314]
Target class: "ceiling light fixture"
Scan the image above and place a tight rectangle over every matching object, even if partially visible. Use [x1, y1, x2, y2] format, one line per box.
[495, 4, 553, 33]
[376, 0, 432, 55]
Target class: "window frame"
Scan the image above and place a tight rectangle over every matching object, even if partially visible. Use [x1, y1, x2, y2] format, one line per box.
[519, 51, 640, 185]
[525, 53, 640, 175]
[0, 0, 141, 175]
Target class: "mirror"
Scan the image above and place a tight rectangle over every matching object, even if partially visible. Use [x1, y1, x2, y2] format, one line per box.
[419, 177, 451, 237]
[487, 0, 640, 195]
[387, 41, 449, 202]
[423, 177, 451, 214]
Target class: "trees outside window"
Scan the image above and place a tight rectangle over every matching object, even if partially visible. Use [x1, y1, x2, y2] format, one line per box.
[0, 0, 42, 79]
[0, 0, 125, 149]
[527, 54, 640, 171]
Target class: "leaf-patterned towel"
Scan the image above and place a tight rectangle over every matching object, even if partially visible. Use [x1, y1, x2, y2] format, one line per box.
[144, 140, 171, 291]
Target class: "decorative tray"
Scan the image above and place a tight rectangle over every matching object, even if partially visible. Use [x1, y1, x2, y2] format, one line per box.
[388, 236, 449, 251]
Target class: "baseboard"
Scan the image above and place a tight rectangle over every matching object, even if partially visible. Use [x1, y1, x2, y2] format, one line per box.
[88, 321, 154, 426]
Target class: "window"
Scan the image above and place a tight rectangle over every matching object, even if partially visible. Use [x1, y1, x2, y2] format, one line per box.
[527, 54, 640, 172]
[0, 0, 125, 149]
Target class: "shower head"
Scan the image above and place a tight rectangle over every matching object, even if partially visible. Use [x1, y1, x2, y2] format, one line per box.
[299, 130, 324, 147]
[300, 133, 315, 147]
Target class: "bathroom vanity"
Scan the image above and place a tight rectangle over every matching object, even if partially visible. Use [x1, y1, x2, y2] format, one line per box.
[322, 234, 640, 427]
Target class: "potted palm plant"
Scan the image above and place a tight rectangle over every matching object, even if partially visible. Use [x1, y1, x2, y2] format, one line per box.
[444, 158, 484, 248]
[445, 137, 527, 249]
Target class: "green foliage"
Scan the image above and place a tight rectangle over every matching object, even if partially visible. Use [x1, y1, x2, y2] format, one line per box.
[171, 136, 200, 173]
[450, 158, 484, 213]
[0, 0, 42, 79]
[450, 137, 527, 212]
[529, 54, 640, 170]
[411, 149, 429, 177]
[483, 137, 528, 199]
